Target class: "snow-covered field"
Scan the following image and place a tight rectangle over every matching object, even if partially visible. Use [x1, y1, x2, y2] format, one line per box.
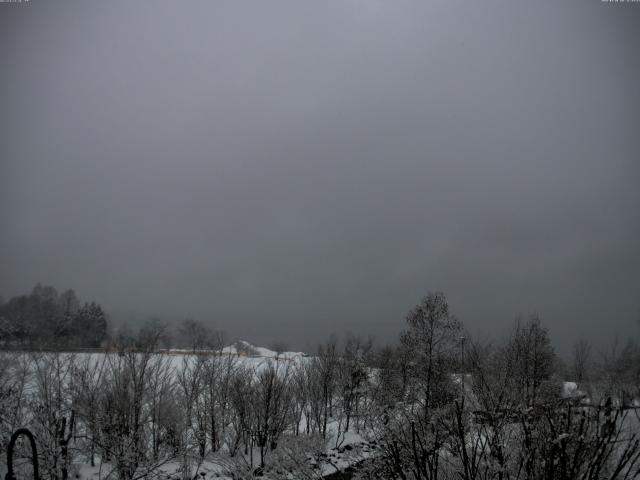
[0, 342, 377, 480]
[4, 343, 640, 480]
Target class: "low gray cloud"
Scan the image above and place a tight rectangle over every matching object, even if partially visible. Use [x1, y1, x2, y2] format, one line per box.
[1, 0, 639, 351]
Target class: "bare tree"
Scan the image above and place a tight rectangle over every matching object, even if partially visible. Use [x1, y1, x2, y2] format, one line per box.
[176, 355, 206, 480]
[373, 292, 462, 480]
[338, 334, 372, 434]
[572, 337, 591, 384]
[291, 362, 311, 436]
[446, 337, 640, 480]
[0, 352, 31, 453]
[71, 353, 110, 467]
[178, 318, 213, 353]
[317, 335, 340, 438]
[145, 353, 176, 462]
[30, 352, 76, 480]
[227, 364, 254, 458]
[138, 318, 172, 351]
[202, 351, 237, 453]
[94, 325, 178, 480]
[601, 337, 640, 409]
[401, 292, 461, 412]
[253, 359, 294, 469]
[504, 314, 557, 406]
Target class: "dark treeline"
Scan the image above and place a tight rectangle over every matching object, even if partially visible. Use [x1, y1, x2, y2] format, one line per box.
[0, 284, 107, 348]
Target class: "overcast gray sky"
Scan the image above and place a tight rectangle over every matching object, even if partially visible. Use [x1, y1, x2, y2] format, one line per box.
[1, 0, 639, 352]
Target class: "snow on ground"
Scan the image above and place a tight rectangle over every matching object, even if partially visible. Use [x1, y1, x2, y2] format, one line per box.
[561, 381, 587, 400]
[61, 416, 374, 480]
[217, 340, 307, 361]
[0, 342, 314, 418]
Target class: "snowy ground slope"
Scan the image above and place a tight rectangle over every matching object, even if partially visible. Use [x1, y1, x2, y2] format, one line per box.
[165, 340, 307, 361]
[1, 343, 377, 479]
[65, 417, 374, 480]
[217, 340, 307, 361]
[4, 345, 640, 480]
[0, 341, 310, 378]
[161, 340, 311, 374]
